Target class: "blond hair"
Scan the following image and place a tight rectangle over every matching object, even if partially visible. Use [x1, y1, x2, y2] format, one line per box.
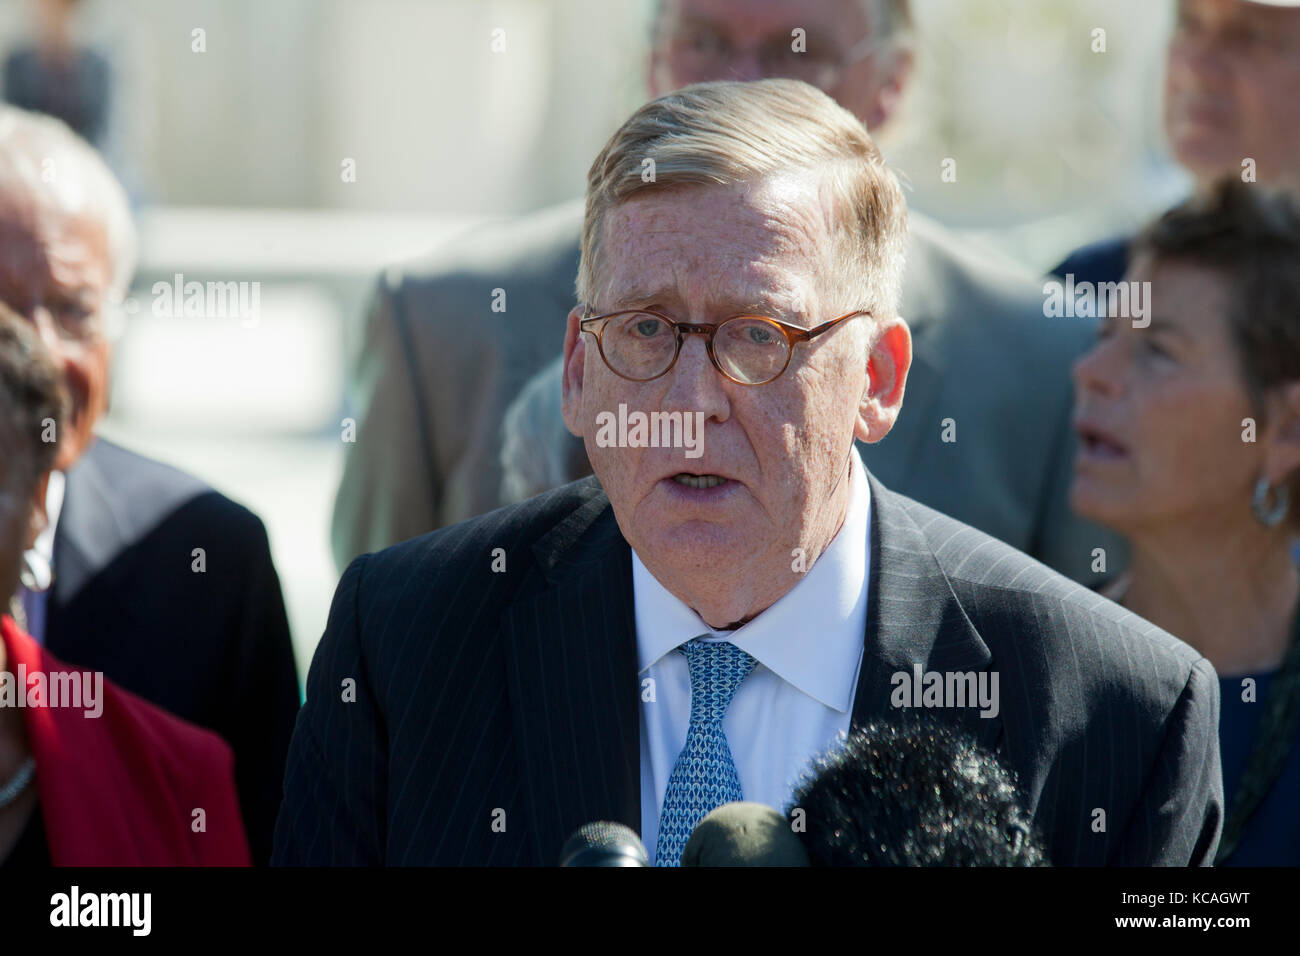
[577, 79, 907, 326]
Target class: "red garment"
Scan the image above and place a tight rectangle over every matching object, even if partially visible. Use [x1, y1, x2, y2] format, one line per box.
[2, 615, 251, 865]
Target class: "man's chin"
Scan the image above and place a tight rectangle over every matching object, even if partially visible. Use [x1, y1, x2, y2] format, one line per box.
[635, 518, 752, 567]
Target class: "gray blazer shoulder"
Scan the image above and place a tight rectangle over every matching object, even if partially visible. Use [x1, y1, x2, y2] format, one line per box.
[865, 212, 1126, 584]
[331, 201, 584, 568]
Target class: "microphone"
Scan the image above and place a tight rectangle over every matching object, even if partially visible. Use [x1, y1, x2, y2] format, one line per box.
[681, 802, 810, 866]
[559, 821, 650, 867]
[787, 720, 1048, 866]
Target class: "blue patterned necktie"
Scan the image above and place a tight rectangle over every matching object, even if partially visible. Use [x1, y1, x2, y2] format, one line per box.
[655, 637, 759, 867]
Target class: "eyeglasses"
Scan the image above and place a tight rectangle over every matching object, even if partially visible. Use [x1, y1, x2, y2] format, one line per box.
[666, 26, 894, 90]
[579, 308, 870, 386]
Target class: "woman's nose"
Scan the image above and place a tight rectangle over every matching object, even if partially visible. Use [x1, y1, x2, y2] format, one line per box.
[1072, 336, 1122, 398]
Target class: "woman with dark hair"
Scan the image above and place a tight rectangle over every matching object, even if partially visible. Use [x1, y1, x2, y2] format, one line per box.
[1071, 180, 1300, 865]
[0, 307, 249, 865]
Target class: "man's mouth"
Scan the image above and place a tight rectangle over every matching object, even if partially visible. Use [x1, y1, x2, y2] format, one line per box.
[672, 473, 728, 489]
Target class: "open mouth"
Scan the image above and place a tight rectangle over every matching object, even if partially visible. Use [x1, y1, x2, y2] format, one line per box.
[1077, 426, 1128, 460]
[672, 473, 728, 489]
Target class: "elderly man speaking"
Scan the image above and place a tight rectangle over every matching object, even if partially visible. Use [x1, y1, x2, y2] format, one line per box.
[276, 80, 1222, 867]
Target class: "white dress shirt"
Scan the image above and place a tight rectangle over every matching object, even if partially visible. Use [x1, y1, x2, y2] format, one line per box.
[18, 468, 65, 645]
[634, 449, 871, 864]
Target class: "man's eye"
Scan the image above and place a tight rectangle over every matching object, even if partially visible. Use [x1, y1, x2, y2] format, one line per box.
[53, 301, 95, 327]
[747, 324, 778, 344]
[57, 301, 93, 319]
[633, 318, 665, 337]
[680, 30, 727, 56]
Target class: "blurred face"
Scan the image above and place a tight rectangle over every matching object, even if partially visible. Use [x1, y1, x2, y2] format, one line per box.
[0, 191, 113, 470]
[561, 173, 909, 623]
[650, 0, 909, 130]
[1071, 257, 1268, 534]
[1166, 0, 1300, 192]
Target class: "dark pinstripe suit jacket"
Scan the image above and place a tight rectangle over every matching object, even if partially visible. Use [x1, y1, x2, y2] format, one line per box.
[275, 473, 1222, 866]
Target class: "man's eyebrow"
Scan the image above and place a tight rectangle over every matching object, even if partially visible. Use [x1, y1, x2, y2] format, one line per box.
[607, 287, 669, 309]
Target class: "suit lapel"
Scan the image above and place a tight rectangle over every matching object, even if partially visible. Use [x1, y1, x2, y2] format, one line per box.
[51, 439, 131, 611]
[501, 481, 641, 863]
[852, 472, 1003, 753]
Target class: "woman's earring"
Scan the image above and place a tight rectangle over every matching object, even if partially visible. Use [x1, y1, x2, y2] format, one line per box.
[1252, 476, 1290, 528]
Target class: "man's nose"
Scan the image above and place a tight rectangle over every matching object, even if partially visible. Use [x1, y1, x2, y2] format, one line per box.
[1173, 31, 1231, 87]
[662, 333, 730, 421]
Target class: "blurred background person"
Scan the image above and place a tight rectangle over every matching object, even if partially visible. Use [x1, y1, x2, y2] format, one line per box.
[1071, 180, 1300, 865]
[499, 354, 592, 503]
[0, 307, 249, 866]
[0, 104, 297, 865]
[1055, 0, 1300, 284]
[2, 0, 109, 148]
[336, 0, 1122, 587]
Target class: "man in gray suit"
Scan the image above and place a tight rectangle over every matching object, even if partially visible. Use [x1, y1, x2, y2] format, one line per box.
[332, 0, 1124, 584]
[280, 80, 1220, 866]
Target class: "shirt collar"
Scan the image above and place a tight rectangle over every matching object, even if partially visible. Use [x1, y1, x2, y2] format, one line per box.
[632, 447, 871, 713]
[21, 469, 65, 591]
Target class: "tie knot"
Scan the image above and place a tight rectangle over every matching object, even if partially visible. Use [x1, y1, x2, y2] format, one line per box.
[679, 638, 758, 723]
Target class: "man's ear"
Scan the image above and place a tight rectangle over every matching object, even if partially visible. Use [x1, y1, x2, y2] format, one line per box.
[24, 469, 50, 552]
[855, 316, 911, 444]
[561, 306, 588, 438]
[870, 46, 915, 132]
[1263, 381, 1300, 488]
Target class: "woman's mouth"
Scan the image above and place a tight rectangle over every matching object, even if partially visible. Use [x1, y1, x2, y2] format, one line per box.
[1077, 428, 1128, 461]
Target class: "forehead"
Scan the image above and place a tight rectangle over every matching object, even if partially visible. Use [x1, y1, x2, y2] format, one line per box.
[597, 173, 837, 311]
[665, 0, 868, 39]
[0, 193, 111, 284]
[1131, 254, 1234, 337]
